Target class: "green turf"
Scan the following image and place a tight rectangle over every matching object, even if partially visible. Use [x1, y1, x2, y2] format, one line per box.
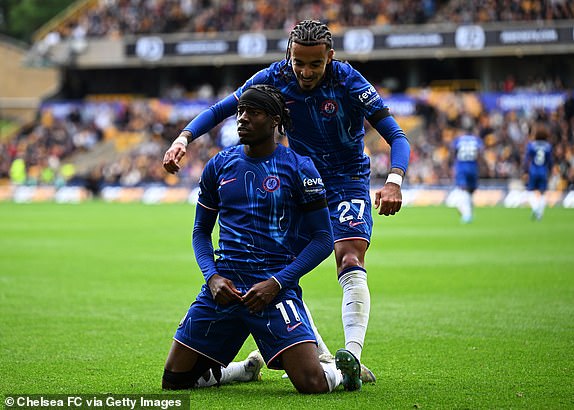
[0, 203, 573, 409]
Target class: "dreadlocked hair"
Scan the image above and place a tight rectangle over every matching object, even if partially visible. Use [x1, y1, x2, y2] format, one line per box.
[286, 20, 333, 59]
[249, 84, 292, 135]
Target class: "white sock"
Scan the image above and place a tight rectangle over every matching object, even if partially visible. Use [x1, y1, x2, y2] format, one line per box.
[453, 189, 465, 216]
[321, 362, 342, 392]
[460, 190, 472, 220]
[339, 268, 370, 361]
[537, 194, 546, 217]
[221, 361, 251, 383]
[195, 369, 217, 388]
[528, 191, 538, 214]
[195, 361, 246, 387]
[303, 301, 332, 358]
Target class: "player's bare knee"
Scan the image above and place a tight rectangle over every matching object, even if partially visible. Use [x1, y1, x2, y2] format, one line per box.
[338, 254, 362, 271]
[295, 376, 329, 394]
[291, 369, 329, 394]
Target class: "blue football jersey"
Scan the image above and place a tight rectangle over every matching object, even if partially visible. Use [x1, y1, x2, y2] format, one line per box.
[525, 140, 553, 176]
[452, 134, 483, 165]
[197, 144, 326, 287]
[235, 60, 388, 180]
[451, 134, 483, 191]
[525, 140, 553, 191]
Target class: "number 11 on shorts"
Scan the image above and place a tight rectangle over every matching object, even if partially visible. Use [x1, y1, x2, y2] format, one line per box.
[275, 300, 301, 324]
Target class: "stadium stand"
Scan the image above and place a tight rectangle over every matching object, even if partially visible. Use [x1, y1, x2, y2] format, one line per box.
[32, 0, 574, 44]
[1, 89, 572, 194]
[1, 0, 573, 202]
[34, 0, 443, 41]
[432, 0, 574, 24]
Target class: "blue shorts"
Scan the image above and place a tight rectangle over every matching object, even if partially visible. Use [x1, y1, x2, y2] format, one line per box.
[527, 171, 549, 192]
[455, 164, 479, 192]
[173, 285, 316, 370]
[325, 175, 373, 243]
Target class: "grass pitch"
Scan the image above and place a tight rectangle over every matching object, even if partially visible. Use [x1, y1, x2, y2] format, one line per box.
[0, 202, 572, 409]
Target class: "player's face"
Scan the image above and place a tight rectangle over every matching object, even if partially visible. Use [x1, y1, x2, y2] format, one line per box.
[290, 43, 334, 91]
[236, 106, 277, 149]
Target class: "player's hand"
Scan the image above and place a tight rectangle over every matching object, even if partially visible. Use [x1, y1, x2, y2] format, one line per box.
[242, 278, 280, 313]
[207, 274, 242, 305]
[163, 136, 188, 174]
[374, 183, 403, 216]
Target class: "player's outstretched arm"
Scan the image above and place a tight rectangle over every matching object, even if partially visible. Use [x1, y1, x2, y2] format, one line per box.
[374, 167, 404, 216]
[370, 114, 409, 216]
[163, 93, 240, 174]
[163, 130, 192, 174]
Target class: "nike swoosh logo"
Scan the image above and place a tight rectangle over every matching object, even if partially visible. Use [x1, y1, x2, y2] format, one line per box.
[220, 178, 237, 186]
[286, 322, 302, 332]
[349, 221, 365, 227]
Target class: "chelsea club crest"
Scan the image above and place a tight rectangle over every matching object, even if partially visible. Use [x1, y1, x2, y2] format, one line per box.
[262, 176, 280, 192]
[320, 99, 338, 117]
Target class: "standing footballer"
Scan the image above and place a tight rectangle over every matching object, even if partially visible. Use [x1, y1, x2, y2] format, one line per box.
[523, 125, 553, 220]
[450, 125, 484, 224]
[163, 20, 411, 390]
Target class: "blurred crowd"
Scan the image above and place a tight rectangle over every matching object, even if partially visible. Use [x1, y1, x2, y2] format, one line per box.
[2, 86, 573, 195]
[404, 91, 574, 190]
[4, 0, 574, 195]
[37, 0, 574, 47]
[40, 0, 439, 44]
[431, 0, 574, 24]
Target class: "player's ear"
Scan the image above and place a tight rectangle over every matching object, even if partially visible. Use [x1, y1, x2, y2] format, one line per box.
[272, 115, 280, 128]
[327, 48, 334, 64]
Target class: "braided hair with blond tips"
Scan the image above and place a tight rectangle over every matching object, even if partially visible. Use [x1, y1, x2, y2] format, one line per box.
[285, 20, 333, 59]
